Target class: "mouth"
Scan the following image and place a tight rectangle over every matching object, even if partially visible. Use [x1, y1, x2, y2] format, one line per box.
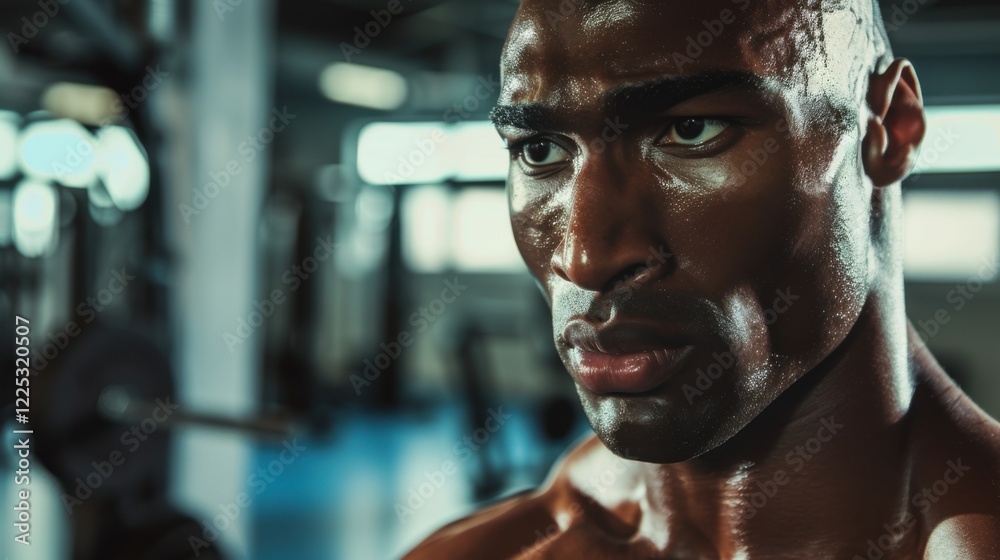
[563, 320, 697, 394]
[568, 346, 694, 394]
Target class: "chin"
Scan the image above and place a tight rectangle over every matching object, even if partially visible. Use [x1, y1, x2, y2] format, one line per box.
[576, 386, 740, 464]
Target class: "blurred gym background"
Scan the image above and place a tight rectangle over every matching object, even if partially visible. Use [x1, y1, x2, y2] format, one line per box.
[0, 0, 997, 558]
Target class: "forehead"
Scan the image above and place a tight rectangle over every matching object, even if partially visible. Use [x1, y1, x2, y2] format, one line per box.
[499, 0, 872, 109]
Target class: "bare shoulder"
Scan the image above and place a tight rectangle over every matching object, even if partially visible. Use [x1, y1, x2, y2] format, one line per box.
[912, 364, 1000, 557]
[402, 435, 617, 560]
[924, 513, 1000, 559]
[401, 487, 550, 560]
[916, 419, 1000, 559]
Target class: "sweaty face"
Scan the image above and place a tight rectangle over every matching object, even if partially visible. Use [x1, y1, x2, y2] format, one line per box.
[497, 0, 885, 462]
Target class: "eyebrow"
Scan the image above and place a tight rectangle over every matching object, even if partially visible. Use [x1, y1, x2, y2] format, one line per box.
[489, 103, 566, 133]
[490, 70, 767, 132]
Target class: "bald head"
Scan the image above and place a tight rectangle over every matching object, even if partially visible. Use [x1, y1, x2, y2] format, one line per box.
[499, 0, 894, 123]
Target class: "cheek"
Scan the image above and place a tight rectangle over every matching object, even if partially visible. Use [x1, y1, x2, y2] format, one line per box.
[777, 161, 871, 359]
[659, 135, 868, 368]
[508, 179, 566, 283]
[658, 149, 802, 301]
[662, 174, 805, 375]
[776, 129, 871, 350]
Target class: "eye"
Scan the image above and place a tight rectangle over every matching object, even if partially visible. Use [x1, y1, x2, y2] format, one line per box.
[662, 118, 730, 145]
[518, 139, 572, 169]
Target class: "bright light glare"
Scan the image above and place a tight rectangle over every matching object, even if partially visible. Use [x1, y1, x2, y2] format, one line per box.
[401, 186, 451, 272]
[903, 190, 999, 281]
[401, 185, 524, 273]
[13, 179, 59, 257]
[17, 119, 96, 188]
[357, 121, 507, 185]
[0, 111, 19, 180]
[450, 125, 511, 182]
[452, 188, 524, 273]
[319, 63, 407, 111]
[95, 126, 150, 211]
[914, 106, 1000, 174]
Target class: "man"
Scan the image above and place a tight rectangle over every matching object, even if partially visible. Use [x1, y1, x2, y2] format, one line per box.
[406, 0, 1000, 557]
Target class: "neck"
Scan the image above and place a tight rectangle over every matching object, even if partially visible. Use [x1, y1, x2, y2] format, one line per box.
[638, 285, 919, 555]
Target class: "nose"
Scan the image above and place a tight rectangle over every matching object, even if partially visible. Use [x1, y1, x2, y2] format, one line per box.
[549, 159, 675, 293]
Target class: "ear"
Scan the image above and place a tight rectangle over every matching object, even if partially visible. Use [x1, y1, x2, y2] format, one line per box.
[862, 59, 926, 187]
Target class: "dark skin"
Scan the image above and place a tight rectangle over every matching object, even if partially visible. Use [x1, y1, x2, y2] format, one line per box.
[405, 0, 1000, 557]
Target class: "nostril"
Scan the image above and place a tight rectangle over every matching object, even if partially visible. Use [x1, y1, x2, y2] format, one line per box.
[550, 260, 570, 282]
[606, 262, 650, 293]
[549, 240, 573, 282]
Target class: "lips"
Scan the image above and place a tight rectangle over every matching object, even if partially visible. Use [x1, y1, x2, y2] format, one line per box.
[563, 320, 696, 394]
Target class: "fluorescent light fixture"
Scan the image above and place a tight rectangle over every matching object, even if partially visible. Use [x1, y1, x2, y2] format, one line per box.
[451, 188, 525, 273]
[17, 119, 97, 188]
[319, 63, 407, 110]
[42, 82, 121, 126]
[913, 105, 1000, 174]
[0, 111, 20, 180]
[356, 121, 507, 185]
[903, 190, 999, 281]
[401, 185, 451, 272]
[401, 185, 525, 273]
[450, 124, 511, 182]
[12, 179, 59, 257]
[95, 126, 150, 211]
